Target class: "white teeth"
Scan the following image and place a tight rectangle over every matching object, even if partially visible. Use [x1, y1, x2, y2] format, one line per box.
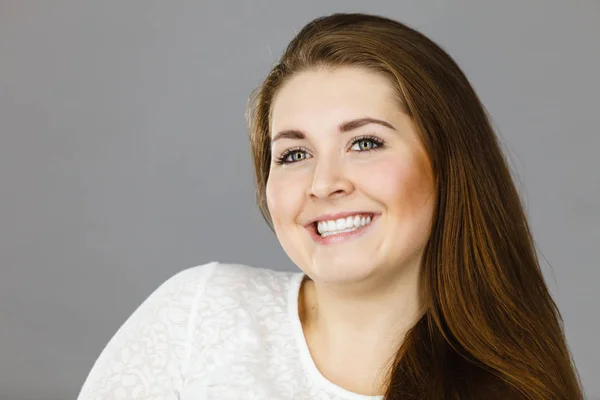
[327, 220, 336, 231]
[316, 214, 374, 237]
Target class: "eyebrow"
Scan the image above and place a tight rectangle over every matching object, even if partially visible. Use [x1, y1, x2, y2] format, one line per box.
[271, 117, 396, 143]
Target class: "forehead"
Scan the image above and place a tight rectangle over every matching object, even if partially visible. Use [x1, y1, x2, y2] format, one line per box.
[270, 67, 400, 135]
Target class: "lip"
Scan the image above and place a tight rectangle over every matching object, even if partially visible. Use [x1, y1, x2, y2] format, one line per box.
[304, 211, 379, 227]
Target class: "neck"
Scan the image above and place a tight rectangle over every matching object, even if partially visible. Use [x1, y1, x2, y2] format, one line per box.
[308, 272, 424, 334]
[299, 265, 427, 377]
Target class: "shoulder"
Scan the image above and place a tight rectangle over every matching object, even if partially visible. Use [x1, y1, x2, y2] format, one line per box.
[177, 262, 298, 361]
[206, 262, 298, 302]
[77, 261, 218, 398]
[158, 260, 219, 292]
[168, 261, 292, 287]
[209, 261, 294, 285]
[133, 261, 218, 311]
[163, 261, 297, 306]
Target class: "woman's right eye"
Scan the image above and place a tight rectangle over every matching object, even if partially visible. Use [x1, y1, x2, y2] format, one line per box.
[275, 148, 310, 165]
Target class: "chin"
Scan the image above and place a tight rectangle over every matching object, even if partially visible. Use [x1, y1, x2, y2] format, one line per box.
[307, 258, 378, 284]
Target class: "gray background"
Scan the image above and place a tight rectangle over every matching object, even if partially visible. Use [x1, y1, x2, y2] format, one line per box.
[0, 1, 598, 399]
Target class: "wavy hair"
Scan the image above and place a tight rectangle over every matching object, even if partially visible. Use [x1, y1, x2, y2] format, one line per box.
[246, 13, 584, 400]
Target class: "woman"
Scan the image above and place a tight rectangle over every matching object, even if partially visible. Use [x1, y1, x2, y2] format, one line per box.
[77, 13, 585, 399]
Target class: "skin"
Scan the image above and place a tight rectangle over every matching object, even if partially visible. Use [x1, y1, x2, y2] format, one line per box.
[266, 66, 436, 395]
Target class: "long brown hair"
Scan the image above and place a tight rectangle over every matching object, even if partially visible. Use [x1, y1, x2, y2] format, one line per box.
[246, 13, 585, 399]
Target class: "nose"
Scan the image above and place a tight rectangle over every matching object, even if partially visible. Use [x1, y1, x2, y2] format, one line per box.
[309, 158, 354, 200]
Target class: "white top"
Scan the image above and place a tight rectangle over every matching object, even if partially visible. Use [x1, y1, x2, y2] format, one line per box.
[77, 262, 385, 400]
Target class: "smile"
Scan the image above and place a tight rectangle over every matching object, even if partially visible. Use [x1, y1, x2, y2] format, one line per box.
[307, 212, 379, 245]
[316, 214, 374, 237]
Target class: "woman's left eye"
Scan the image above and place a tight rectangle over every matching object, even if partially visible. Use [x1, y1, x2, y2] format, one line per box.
[350, 136, 384, 152]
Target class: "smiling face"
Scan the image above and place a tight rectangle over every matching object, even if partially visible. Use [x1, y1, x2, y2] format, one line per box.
[266, 66, 436, 285]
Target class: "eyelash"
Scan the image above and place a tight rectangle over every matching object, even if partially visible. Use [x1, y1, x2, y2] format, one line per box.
[274, 135, 385, 165]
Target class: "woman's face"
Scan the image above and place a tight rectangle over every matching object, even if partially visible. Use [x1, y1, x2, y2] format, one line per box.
[266, 66, 435, 284]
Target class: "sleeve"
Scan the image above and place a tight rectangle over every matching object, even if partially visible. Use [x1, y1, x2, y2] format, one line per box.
[76, 261, 218, 400]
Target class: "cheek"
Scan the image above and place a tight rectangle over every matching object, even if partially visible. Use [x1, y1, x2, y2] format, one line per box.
[360, 154, 434, 213]
[265, 172, 304, 224]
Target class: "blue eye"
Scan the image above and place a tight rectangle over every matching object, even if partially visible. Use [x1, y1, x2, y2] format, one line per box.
[274, 147, 310, 165]
[274, 135, 384, 166]
[350, 136, 384, 151]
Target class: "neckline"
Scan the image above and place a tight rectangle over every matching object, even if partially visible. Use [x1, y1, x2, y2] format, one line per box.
[287, 272, 385, 400]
